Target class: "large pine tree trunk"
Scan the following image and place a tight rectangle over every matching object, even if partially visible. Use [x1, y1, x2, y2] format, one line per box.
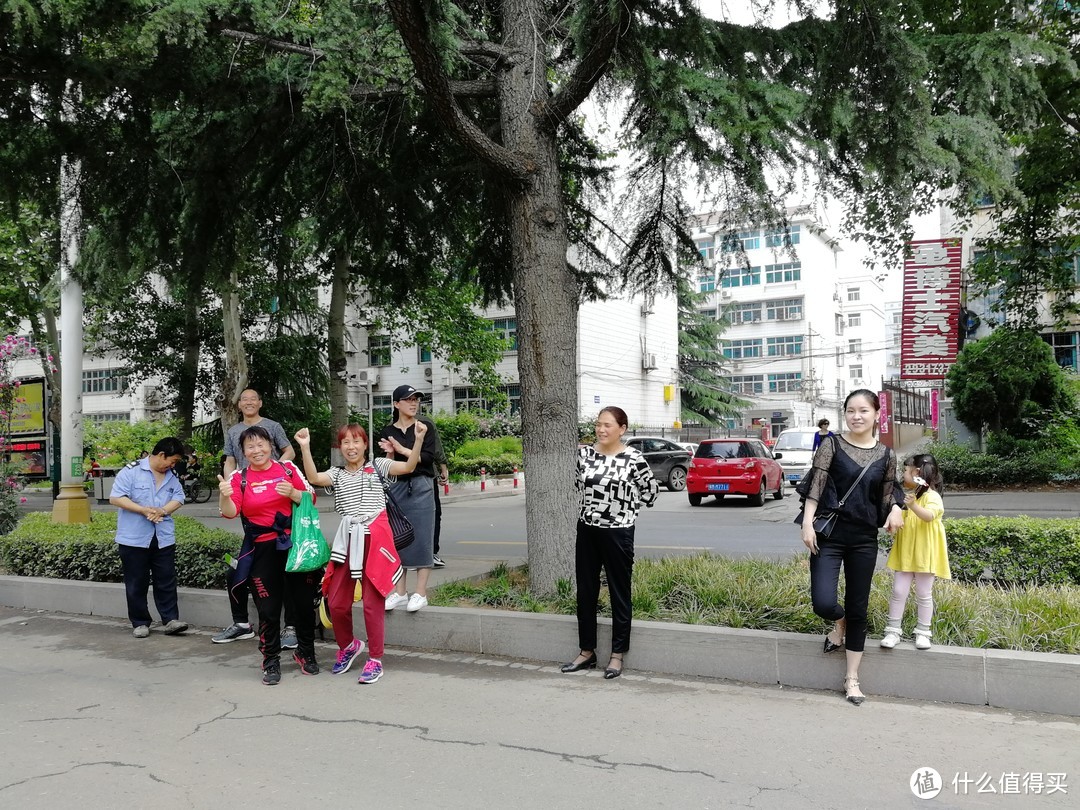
[501, 0, 579, 596]
[328, 246, 350, 465]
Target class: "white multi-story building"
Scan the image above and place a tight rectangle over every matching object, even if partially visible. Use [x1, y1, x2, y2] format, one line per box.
[690, 209, 887, 438]
[345, 287, 680, 426]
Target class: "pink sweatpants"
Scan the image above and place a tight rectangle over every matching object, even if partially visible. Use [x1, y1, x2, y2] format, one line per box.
[888, 571, 935, 627]
[327, 534, 385, 658]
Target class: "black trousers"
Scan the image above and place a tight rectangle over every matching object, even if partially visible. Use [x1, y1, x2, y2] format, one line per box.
[575, 521, 635, 654]
[229, 565, 297, 627]
[248, 541, 319, 667]
[808, 523, 878, 653]
[117, 537, 179, 628]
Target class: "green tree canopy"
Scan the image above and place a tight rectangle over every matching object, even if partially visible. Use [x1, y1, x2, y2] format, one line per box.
[946, 328, 1076, 437]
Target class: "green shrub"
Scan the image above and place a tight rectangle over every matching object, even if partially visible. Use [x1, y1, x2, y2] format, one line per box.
[0, 512, 241, 589]
[939, 516, 1080, 587]
[430, 411, 480, 455]
[448, 437, 523, 475]
[926, 441, 1073, 487]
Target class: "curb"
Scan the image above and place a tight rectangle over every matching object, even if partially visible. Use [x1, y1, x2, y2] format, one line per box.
[0, 574, 1076, 716]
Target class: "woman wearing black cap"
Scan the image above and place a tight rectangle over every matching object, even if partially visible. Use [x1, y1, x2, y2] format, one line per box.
[377, 384, 440, 612]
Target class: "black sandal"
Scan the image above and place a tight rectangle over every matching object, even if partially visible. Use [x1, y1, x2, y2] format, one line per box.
[604, 653, 624, 680]
[560, 651, 597, 673]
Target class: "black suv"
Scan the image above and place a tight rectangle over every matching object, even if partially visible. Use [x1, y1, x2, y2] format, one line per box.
[623, 436, 692, 491]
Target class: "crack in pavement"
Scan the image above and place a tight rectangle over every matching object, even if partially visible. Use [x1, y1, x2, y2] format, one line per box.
[496, 742, 719, 779]
[0, 761, 174, 794]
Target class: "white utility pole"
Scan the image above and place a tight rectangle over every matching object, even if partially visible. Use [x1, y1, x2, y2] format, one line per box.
[52, 76, 90, 524]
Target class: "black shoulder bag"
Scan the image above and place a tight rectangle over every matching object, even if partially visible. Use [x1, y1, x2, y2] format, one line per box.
[372, 460, 415, 551]
[794, 457, 875, 539]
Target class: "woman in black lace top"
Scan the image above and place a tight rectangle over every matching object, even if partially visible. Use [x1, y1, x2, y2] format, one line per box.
[797, 389, 905, 705]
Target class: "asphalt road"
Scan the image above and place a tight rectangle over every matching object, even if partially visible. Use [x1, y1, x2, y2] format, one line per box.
[16, 485, 1080, 569]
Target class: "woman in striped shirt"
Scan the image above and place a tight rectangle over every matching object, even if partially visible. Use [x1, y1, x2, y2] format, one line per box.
[294, 421, 426, 684]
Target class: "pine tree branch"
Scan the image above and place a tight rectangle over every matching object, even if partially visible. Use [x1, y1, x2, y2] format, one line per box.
[216, 27, 497, 101]
[540, 1, 629, 130]
[386, 0, 532, 183]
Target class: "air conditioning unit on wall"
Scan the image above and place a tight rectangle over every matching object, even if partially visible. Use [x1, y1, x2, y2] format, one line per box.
[642, 353, 658, 370]
[424, 367, 433, 379]
[357, 369, 379, 384]
[721, 290, 732, 299]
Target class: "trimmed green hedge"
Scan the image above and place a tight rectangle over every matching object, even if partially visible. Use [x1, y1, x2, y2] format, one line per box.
[881, 516, 1080, 587]
[929, 442, 1080, 487]
[448, 437, 523, 476]
[0, 512, 241, 589]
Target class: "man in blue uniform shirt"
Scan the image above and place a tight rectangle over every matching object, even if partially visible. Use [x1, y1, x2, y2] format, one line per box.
[110, 437, 189, 638]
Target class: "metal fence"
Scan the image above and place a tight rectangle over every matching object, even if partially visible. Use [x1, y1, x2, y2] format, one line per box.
[881, 380, 932, 426]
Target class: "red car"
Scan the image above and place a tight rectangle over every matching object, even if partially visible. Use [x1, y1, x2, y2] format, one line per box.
[686, 438, 785, 507]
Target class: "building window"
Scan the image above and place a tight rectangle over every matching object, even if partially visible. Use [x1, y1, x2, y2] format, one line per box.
[835, 314, 845, 335]
[367, 335, 392, 367]
[698, 271, 716, 293]
[696, 238, 715, 260]
[1044, 332, 1079, 372]
[87, 412, 130, 424]
[489, 317, 518, 351]
[847, 287, 861, 302]
[453, 384, 521, 415]
[373, 394, 393, 418]
[730, 375, 764, 395]
[729, 302, 762, 324]
[721, 230, 760, 251]
[764, 262, 801, 283]
[763, 224, 801, 247]
[836, 347, 844, 367]
[700, 307, 718, 320]
[848, 339, 862, 354]
[766, 335, 803, 357]
[892, 311, 903, 325]
[720, 265, 761, 287]
[723, 339, 763, 360]
[766, 297, 802, 321]
[850, 365, 864, 379]
[418, 346, 432, 364]
[82, 369, 127, 394]
[768, 372, 802, 393]
[847, 312, 862, 328]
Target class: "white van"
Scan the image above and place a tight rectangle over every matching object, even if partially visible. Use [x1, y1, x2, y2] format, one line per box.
[773, 428, 821, 486]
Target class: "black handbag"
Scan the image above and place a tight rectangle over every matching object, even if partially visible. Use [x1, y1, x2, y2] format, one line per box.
[794, 458, 874, 539]
[372, 461, 415, 551]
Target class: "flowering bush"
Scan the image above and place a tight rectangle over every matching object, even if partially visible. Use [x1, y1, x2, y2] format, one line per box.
[0, 335, 50, 534]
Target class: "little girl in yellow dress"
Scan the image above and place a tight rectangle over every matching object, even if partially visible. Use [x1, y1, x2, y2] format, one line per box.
[882, 453, 951, 651]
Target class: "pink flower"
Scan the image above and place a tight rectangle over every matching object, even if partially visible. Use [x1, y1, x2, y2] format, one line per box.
[19, 497, 26, 503]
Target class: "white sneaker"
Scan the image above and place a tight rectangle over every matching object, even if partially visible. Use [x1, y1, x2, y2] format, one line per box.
[406, 593, 428, 612]
[880, 626, 902, 649]
[914, 630, 932, 650]
[385, 592, 409, 611]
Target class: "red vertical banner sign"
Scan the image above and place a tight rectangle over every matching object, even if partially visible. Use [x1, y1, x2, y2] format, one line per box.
[901, 239, 963, 380]
[930, 389, 940, 431]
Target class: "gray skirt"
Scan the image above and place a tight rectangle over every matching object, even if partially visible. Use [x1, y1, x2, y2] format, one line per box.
[389, 475, 435, 568]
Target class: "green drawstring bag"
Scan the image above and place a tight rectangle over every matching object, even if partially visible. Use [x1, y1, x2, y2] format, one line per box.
[286, 492, 330, 573]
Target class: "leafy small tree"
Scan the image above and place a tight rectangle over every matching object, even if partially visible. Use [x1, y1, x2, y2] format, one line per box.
[946, 328, 1076, 438]
[677, 279, 746, 425]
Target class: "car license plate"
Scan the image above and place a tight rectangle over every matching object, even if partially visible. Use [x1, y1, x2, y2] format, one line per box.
[707, 483, 729, 492]
[787, 474, 802, 482]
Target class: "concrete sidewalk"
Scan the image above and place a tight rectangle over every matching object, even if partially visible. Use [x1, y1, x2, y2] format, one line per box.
[2, 605, 1076, 809]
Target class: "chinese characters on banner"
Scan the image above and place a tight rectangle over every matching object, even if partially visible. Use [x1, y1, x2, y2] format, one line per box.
[901, 239, 962, 379]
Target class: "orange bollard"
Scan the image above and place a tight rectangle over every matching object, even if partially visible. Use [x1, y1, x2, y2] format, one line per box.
[513, 466, 519, 489]
[480, 466, 487, 492]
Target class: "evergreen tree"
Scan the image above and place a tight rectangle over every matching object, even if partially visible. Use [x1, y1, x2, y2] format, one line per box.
[677, 278, 746, 425]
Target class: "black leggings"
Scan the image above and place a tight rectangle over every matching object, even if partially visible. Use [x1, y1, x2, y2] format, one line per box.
[248, 541, 319, 667]
[808, 525, 878, 653]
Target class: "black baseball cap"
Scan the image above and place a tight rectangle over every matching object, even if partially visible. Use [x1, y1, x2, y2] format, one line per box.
[392, 384, 424, 402]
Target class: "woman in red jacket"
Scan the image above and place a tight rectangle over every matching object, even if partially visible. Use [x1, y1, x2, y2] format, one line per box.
[295, 421, 426, 684]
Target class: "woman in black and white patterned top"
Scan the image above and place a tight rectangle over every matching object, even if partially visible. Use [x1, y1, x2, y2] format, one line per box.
[561, 406, 658, 680]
